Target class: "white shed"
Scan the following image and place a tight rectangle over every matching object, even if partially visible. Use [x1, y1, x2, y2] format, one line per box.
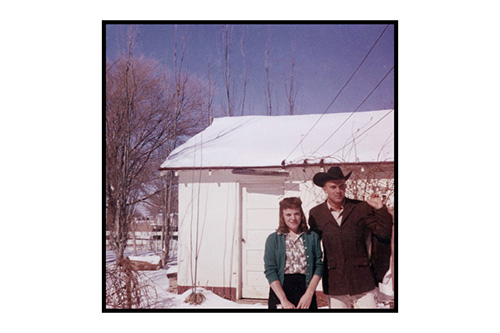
[160, 109, 395, 300]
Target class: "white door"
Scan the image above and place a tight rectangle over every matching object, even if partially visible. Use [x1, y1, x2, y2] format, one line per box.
[241, 183, 284, 299]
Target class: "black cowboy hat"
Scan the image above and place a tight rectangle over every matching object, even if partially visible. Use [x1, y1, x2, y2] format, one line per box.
[313, 166, 352, 187]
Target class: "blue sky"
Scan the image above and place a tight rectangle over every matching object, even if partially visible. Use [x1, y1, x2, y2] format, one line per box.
[105, 23, 395, 117]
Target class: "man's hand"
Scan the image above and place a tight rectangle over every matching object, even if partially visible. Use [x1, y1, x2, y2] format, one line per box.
[366, 193, 384, 210]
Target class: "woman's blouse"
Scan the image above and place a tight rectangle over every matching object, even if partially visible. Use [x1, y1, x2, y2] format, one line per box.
[284, 233, 307, 274]
[264, 231, 324, 287]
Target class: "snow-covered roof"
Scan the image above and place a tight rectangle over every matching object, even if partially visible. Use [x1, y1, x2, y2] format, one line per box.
[160, 109, 394, 169]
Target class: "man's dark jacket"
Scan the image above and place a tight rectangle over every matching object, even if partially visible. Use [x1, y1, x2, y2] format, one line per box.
[308, 198, 393, 296]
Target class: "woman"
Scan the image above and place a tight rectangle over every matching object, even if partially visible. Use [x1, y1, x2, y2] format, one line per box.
[264, 197, 323, 309]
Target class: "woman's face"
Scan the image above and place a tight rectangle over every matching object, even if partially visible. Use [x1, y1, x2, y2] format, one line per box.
[282, 208, 302, 233]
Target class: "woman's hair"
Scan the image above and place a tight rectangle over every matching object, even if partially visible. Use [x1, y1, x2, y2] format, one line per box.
[278, 197, 309, 234]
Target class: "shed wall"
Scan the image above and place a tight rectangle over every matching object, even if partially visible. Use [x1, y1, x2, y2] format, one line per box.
[177, 170, 241, 298]
[176, 163, 394, 300]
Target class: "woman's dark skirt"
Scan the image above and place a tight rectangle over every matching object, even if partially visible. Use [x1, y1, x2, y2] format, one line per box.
[268, 274, 317, 309]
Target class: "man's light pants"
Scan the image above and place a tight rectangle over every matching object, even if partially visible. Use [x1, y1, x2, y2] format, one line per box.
[327, 288, 377, 308]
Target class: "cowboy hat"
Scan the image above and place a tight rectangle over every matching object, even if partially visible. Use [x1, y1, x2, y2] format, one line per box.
[313, 166, 352, 187]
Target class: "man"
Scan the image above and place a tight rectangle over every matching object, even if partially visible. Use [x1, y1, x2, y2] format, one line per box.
[308, 166, 393, 308]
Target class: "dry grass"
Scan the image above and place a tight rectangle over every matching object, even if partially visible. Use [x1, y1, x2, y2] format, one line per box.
[184, 290, 206, 305]
[105, 258, 158, 309]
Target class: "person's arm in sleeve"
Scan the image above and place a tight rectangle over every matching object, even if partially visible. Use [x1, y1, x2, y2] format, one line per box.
[308, 213, 322, 238]
[297, 232, 323, 309]
[312, 231, 324, 277]
[264, 234, 295, 309]
[365, 193, 393, 241]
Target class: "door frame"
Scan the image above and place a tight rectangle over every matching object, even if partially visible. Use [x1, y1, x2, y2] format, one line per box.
[238, 180, 285, 299]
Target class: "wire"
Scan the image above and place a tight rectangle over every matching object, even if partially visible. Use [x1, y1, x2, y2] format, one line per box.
[310, 66, 394, 156]
[327, 108, 394, 158]
[282, 24, 391, 163]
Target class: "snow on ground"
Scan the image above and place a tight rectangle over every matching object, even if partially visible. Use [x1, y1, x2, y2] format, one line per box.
[138, 269, 267, 309]
[106, 249, 392, 309]
[128, 254, 161, 264]
[106, 250, 266, 309]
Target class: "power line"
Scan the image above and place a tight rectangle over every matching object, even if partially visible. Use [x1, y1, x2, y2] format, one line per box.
[326, 108, 394, 159]
[310, 66, 394, 156]
[282, 24, 391, 163]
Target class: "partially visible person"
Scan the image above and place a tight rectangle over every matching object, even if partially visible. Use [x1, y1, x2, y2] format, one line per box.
[264, 197, 323, 309]
[309, 166, 393, 309]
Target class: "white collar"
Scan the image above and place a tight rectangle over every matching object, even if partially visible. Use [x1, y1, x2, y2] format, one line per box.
[327, 201, 344, 213]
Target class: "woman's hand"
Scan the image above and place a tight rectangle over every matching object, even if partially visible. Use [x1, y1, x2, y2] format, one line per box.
[270, 280, 295, 309]
[280, 299, 296, 309]
[297, 292, 313, 309]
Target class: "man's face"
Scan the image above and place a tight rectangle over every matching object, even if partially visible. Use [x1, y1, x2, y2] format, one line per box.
[323, 179, 346, 206]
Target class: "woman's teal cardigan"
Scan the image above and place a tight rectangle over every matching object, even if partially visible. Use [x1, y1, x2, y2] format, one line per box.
[264, 230, 324, 287]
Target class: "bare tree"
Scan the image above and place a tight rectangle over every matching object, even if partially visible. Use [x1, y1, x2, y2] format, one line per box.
[220, 25, 234, 117]
[106, 26, 206, 263]
[264, 30, 273, 116]
[160, 26, 210, 265]
[284, 37, 298, 115]
[218, 25, 250, 117]
[206, 58, 216, 126]
[240, 26, 248, 116]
